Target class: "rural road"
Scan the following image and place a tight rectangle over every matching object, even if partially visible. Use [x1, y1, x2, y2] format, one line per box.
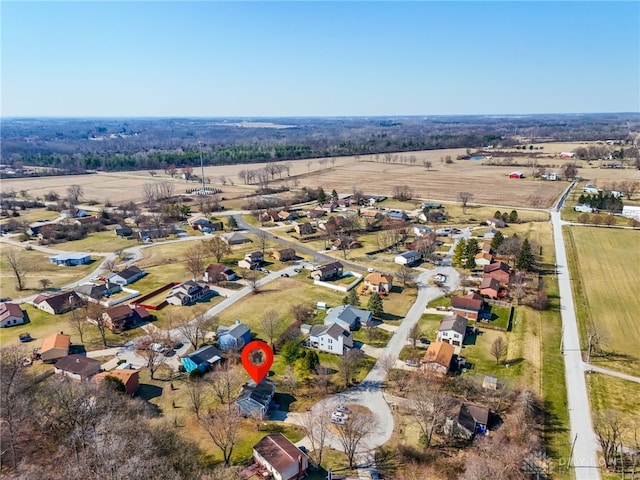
[551, 209, 601, 479]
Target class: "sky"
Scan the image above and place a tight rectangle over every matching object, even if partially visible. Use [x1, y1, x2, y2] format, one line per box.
[2, 1, 639, 117]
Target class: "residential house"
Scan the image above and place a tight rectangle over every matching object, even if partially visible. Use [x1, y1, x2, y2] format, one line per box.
[272, 248, 296, 262]
[188, 217, 222, 233]
[421, 341, 455, 375]
[236, 378, 276, 419]
[221, 232, 252, 245]
[217, 320, 252, 351]
[74, 282, 122, 302]
[0, 302, 26, 328]
[33, 292, 83, 315]
[305, 207, 325, 219]
[479, 241, 492, 254]
[166, 281, 211, 306]
[203, 264, 237, 283]
[54, 354, 101, 381]
[39, 332, 71, 363]
[238, 251, 264, 270]
[474, 252, 494, 267]
[445, 401, 490, 440]
[114, 224, 133, 237]
[319, 202, 338, 213]
[386, 210, 409, 222]
[331, 236, 361, 251]
[483, 262, 512, 285]
[324, 304, 371, 330]
[479, 277, 503, 298]
[483, 228, 498, 240]
[137, 227, 171, 241]
[310, 261, 344, 281]
[106, 265, 147, 286]
[294, 222, 316, 236]
[308, 323, 354, 355]
[394, 251, 421, 265]
[49, 253, 91, 266]
[364, 272, 394, 295]
[101, 304, 151, 333]
[450, 292, 484, 321]
[413, 225, 433, 236]
[361, 209, 383, 221]
[486, 218, 506, 228]
[259, 210, 280, 223]
[95, 367, 140, 395]
[437, 314, 468, 347]
[181, 345, 223, 373]
[278, 210, 298, 221]
[252, 432, 310, 480]
[60, 208, 87, 218]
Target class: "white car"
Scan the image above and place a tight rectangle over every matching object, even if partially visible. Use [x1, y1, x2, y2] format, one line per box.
[331, 411, 348, 420]
[367, 267, 375, 272]
[330, 416, 346, 425]
[335, 404, 351, 414]
[90, 275, 101, 281]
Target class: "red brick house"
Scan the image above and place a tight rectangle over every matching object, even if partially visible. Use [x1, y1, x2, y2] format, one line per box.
[483, 262, 512, 285]
[450, 292, 484, 320]
[479, 277, 503, 298]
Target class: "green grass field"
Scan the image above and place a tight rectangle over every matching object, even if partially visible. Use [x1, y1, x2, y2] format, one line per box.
[565, 226, 640, 375]
[587, 373, 640, 444]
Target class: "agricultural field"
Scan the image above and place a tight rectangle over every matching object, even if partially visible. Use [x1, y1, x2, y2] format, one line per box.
[564, 226, 640, 375]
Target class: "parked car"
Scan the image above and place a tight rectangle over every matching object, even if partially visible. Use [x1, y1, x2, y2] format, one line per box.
[330, 417, 346, 425]
[281, 273, 289, 277]
[19, 333, 32, 343]
[332, 411, 348, 420]
[294, 268, 301, 273]
[335, 404, 352, 414]
[90, 276, 101, 281]
[367, 267, 375, 272]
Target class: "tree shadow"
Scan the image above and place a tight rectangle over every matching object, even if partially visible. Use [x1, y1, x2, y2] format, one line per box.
[136, 384, 163, 402]
[379, 312, 403, 321]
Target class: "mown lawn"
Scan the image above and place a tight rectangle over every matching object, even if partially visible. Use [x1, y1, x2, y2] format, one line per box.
[564, 226, 640, 375]
[51, 230, 135, 253]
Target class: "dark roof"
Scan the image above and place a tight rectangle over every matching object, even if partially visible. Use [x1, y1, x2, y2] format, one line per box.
[480, 277, 501, 290]
[188, 345, 222, 365]
[452, 401, 490, 433]
[439, 314, 468, 336]
[55, 354, 100, 377]
[237, 378, 276, 415]
[318, 261, 343, 273]
[205, 263, 235, 277]
[451, 293, 484, 312]
[34, 291, 82, 312]
[483, 262, 511, 274]
[309, 323, 354, 348]
[253, 433, 310, 475]
[0, 302, 24, 321]
[325, 305, 371, 327]
[115, 265, 144, 280]
[104, 304, 133, 320]
[75, 283, 109, 299]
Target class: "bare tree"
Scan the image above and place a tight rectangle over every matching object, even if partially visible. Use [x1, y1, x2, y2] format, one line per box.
[207, 363, 242, 406]
[255, 230, 270, 255]
[135, 334, 165, 380]
[68, 301, 89, 343]
[393, 185, 413, 201]
[594, 410, 625, 470]
[333, 411, 380, 468]
[396, 264, 414, 288]
[415, 232, 437, 260]
[423, 160, 433, 171]
[186, 378, 206, 419]
[300, 404, 330, 466]
[407, 323, 421, 348]
[38, 278, 51, 290]
[378, 354, 397, 379]
[260, 310, 283, 351]
[67, 184, 83, 204]
[184, 243, 207, 280]
[142, 183, 157, 208]
[279, 365, 299, 394]
[4, 250, 26, 291]
[291, 303, 314, 324]
[173, 305, 216, 350]
[199, 406, 242, 466]
[86, 302, 109, 347]
[103, 257, 118, 272]
[206, 236, 232, 264]
[244, 268, 260, 294]
[338, 349, 362, 386]
[491, 336, 507, 364]
[457, 192, 474, 214]
[411, 374, 452, 449]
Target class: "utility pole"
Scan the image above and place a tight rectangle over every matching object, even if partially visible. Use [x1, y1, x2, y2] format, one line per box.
[199, 142, 206, 194]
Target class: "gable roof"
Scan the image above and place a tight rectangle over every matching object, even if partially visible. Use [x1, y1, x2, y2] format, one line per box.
[364, 272, 393, 285]
[309, 323, 354, 348]
[452, 401, 490, 433]
[41, 333, 71, 352]
[95, 368, 139, 386]
[480, 277, 501, 291]
[114, 265, 144, 280]
[221, 232, 251, 243]
[439, 314, 468, 336]
[0, 302, 24, 321]
[75, 283, 109, 299]
[484, 262, 511, 274]
[55, 354, 100, 377]
[187, 345, 222, 365]
[34, 291, 82, 312]
[237, 378, 276, 416]
[104, 304, 133, 320]
[218, 321, 250, 340]
[205, 263, 234, 277]
[421, 341, 454, 368]
[451, 292, 484, 312]
[253, 433, 310, 475]
[318, 261, 343, 273]
[325, 304, 371, 326]
[474, 252, 493, 262]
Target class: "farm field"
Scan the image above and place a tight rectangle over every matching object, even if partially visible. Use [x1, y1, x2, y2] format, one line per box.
[564, 226, 640, 375]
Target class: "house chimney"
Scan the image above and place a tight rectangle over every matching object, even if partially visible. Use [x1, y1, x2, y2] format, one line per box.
[297, 455, 303, 478]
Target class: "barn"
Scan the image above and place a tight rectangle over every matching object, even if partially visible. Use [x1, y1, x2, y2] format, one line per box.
[508, 171, 524, 179]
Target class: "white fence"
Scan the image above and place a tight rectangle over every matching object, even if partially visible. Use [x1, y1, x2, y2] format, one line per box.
[313, 271, 363, 293]
[100, 287, 140, 307]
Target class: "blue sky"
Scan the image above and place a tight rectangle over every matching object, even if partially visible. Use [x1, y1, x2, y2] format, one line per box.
[2, 1, 639, 117]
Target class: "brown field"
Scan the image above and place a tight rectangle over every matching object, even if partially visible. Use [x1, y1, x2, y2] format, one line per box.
[3, 143, 637, 209]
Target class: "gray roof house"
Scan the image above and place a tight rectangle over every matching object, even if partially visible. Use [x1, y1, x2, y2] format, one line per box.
[236, 378, 276, 419]
[324, 304, 371, 330]
[445, 401, 490, 440]
[308, 323, 354, 355]
[436, 314, 468, 347]
[217, 320, 252, 351]
[106, 265, 147, 286]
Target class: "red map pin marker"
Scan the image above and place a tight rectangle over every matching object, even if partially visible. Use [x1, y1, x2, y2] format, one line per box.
[241, 340, 274, 384]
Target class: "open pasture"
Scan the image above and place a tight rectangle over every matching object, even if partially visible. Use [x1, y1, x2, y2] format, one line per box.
[565, 226, 640, 374]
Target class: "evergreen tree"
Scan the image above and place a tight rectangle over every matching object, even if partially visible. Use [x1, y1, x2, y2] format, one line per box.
[501, 212, 509, 223]
[281, 339, 302, 364]
[331, 189, 339, 201]
[227, 216, 238, 230]
[343, 289, 360, 307]
[367, 293, 384, 318]
[491, 230, 505, 251]
[317, 187, 327, 204]
[465, 238, 479, 258]
[494, 210, 502, 220]
[452, 238, 467, 267]
[509, 210, 519, 223]
[516, 238, 534, 271]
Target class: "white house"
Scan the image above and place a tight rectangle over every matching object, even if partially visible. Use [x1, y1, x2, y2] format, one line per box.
[0, 302, 26, 328]
[622, 205, 640, 221]
[252, 433, 310, 480]
[413, 225, 433, 236]
[308, 323, 353, 355]
[574, 204, 595, 213]
[106, 265, 147, 286]
[436, 314, 468, 347]
[394, 250, 421, 265]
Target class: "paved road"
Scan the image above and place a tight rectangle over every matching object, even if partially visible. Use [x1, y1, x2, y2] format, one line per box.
[551, 209, 601, 479]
